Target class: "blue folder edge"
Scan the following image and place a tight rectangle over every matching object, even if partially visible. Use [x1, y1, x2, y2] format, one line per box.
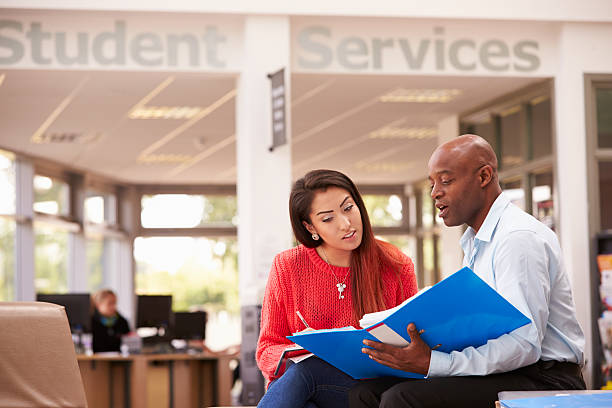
[288, 267, 531, 380]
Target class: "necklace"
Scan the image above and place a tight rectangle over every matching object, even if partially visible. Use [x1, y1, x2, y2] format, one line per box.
[320, 246, 350, 299]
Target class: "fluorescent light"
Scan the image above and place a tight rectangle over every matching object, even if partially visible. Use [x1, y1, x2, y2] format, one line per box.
[137, 154, 192, 164]
[129, 106, 203, 120]
[379, 88, 462, 103]
[354, 161, 415, 172]
[369, 127, 437, 140]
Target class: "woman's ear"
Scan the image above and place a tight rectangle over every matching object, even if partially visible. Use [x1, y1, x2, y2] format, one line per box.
[302, 220, 316, 235]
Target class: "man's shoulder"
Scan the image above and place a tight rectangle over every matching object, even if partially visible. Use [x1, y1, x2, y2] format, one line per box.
[496, 204, 559, 245]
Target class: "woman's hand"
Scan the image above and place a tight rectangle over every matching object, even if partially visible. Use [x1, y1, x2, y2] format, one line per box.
[293, 327, 317, 335]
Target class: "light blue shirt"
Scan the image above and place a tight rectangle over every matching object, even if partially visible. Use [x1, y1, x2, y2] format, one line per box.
[427, 193, 585, 377]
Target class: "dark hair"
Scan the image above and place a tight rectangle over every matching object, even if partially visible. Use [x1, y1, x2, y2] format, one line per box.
[289, 169, 404, 322]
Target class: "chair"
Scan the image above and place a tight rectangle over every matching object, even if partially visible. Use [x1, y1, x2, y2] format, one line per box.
[0, 302, 88, 408]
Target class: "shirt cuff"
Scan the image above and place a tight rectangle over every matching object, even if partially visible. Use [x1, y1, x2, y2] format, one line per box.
[426, 350, 452, 377]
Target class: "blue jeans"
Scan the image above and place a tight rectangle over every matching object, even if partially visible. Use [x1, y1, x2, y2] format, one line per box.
[257, 357, 358, 408]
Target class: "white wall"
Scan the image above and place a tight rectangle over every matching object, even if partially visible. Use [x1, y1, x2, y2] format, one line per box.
[4, 0, 612, 22]
[236, 15, 293, 306]
[553, 22, 612, 387]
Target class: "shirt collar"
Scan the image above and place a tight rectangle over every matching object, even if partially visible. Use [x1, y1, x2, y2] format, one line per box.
[460, 193, 510, 248]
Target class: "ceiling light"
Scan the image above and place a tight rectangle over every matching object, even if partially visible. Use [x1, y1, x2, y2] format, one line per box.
[379, 88, 462, 103]
[354, 161, 415, 172]
[129, 106, 202, 120]
[369, 127, 437, 140]
[32, 132, 102, 144]
[137, 154, 192, 164]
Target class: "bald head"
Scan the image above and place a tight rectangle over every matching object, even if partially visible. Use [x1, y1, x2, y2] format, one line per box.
[428, 134, 501, 231]
[430, 134, 498, 178]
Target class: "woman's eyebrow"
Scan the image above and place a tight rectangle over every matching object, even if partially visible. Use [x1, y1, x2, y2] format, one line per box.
[339, 196, 350, 208]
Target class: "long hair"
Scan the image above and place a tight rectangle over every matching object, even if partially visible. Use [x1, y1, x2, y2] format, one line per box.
[289, 169, 404, 323]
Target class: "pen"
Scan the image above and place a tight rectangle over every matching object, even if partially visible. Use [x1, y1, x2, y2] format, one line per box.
[295, 310, 310, 329]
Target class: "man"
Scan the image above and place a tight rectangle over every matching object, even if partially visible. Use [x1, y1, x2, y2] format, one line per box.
[349, 135, 585, 408]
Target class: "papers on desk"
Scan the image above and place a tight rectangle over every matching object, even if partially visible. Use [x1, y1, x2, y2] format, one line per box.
[288, 267, 531, 379]
[500, 391, 612, 408]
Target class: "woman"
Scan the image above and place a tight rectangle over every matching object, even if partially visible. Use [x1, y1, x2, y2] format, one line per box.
[91, 289, 130, 353]
[256, 169, 418, 408]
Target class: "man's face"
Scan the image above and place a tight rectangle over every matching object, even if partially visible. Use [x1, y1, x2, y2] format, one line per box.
[427, 148, 483, 228]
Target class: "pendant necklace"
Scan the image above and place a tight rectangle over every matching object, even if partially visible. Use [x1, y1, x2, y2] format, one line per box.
[320, 246, 350, 300]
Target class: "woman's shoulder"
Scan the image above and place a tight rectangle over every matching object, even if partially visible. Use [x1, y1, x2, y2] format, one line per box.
[273, 245, 312, 269]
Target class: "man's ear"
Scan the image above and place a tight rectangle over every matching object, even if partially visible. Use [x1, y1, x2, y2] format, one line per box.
[302, 220, 316, 235]
[479, 165, 494, 188]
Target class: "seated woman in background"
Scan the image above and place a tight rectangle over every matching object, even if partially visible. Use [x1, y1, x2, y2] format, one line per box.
[91, 289, 130, 353]
[256, 169, 418, 408]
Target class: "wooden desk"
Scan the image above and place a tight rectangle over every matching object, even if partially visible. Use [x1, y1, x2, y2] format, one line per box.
[77, 353, 233, 408]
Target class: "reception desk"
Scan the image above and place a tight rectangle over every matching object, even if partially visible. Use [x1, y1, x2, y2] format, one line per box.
[77, 353, 233, 408]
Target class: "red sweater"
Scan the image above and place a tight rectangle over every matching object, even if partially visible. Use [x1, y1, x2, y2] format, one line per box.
[256, 244, 417, 382]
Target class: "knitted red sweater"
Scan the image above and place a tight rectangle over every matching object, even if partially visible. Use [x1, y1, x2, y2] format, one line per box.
[256, 244, 417, 382]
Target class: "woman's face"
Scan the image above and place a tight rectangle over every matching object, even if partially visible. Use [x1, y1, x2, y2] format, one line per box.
[97, 295, 117, 317]
[304, 187, 363, 253]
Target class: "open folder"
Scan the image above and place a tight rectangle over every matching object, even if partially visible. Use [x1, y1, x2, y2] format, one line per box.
[287, 267, 530, 379]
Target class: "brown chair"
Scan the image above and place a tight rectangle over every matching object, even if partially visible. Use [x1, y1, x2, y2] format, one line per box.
[0, 302, 88, 408]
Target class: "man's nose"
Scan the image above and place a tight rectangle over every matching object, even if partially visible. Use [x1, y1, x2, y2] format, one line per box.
[430, 184, 441, 200]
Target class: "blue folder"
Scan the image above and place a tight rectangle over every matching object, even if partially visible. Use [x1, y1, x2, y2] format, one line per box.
[288, 267, 531, 379]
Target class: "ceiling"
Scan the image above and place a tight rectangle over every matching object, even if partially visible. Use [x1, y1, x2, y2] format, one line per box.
[0, 69, 545, 185]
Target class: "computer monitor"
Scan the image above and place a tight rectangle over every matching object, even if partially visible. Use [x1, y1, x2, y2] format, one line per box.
[136, 295, 172, 334]
[173, 311, 207, 340]
[36, 293, 92, 333]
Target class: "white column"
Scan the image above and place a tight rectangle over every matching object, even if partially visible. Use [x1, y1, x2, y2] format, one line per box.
[68, 174, 87, 292]
[15, 158, 35, 301]
[437, 115, 463, 278]
[554, 24, 592, 387]
[237, 15, 293, 307]
[114, 186, 137, 326]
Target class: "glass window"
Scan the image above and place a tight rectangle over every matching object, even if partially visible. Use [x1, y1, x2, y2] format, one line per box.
[530, 97, 553, 159]
[0, 218, 15, 301]
[421, 185, 434, 228]
[141, 194, 237, 228]
[0, 150, 15, 215]
[135, 236, 239, 349]
[85, 195, 105, 224]
[422, 234, 437, 287]
[363, 194, 403, 227]
[377, 235, 417, 266]
[501, 179, 525, 210]
[34, 224, 69, 294]
[596, 88, 612, 149]
[86, 235, 105, 291]
[34, 176, 70, 216]
[473, 118, 497, 154]
[531, 171, 555, 230]
[600, 162, 612, 230]
[500, 106, 525, 169]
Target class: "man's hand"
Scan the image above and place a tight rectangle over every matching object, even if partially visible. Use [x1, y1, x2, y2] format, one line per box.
[361, 323, 432, 375]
